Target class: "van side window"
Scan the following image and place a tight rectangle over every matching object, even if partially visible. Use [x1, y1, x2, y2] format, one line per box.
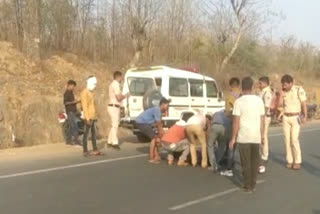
[206, 81, 218, 98]
[128, 78, 155, 96]
[189, 79, 203, 97]
[155, 78, 162, 89]
[169, 78, 188, 97]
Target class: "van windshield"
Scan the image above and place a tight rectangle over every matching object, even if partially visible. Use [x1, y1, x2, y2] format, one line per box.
[206, 81, 218, 98]
[127, 77, 155, 96]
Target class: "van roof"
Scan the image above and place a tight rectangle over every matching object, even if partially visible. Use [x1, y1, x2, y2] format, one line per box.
[126, 66, 215, 81]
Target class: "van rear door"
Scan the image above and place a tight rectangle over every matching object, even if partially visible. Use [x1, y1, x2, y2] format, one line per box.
[127, 77, 156, 118]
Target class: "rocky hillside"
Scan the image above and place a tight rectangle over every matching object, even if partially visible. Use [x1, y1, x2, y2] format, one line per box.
[0, 42, 113, 148]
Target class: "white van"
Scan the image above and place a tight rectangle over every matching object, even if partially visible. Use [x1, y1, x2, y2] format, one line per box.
[120, 66, 225, 141]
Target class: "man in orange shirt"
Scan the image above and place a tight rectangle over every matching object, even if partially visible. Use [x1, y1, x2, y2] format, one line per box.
[161, 120, 190, 166]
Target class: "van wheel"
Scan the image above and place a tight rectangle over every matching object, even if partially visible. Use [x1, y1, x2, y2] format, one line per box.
[136, 133, 151, 143]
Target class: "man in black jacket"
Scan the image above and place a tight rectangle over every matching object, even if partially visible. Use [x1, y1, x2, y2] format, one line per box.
[64, 80, 80, 146]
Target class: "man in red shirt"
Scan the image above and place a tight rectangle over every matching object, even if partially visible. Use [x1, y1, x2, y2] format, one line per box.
[161, 120, 190, 166]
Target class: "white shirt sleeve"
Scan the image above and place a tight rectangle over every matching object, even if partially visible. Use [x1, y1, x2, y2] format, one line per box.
[260, 99, 265, 116]
[113, 82, 121, 95]
[232, 100, 241, 116]
[264, 91, 273, 108]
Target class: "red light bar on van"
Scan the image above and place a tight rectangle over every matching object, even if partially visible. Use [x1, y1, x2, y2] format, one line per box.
[180, 66, 200, 73]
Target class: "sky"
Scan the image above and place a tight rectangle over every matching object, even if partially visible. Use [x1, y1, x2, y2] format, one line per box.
[272, 0, 320, 47]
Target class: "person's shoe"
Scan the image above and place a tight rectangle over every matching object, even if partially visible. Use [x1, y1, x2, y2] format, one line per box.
[168, 160, 174, 166]
[258, 166, 266, 174]
[177, 161, 189, 167]
[207, 166, 218, 173]
[201, 163, 208, 169]
[293, 163, 301, 170]
[241, 187, 253, 194]
[83, 152, 90, 157]
[112, 145, 121, 151]
[286, 163, 293, 169]
[220, 170, 234, 177]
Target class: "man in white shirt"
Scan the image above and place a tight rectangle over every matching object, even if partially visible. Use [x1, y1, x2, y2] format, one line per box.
[107, 71, 129, 150]
[258, 76, 273, 174]
[185, 111, 209, 168]
[229, 77, 265, 193]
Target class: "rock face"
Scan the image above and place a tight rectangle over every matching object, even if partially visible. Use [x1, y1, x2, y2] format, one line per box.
[0, 42, 113, 148]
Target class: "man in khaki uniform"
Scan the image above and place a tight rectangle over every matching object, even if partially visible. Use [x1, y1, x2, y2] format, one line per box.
[258, 76, 273, 174]
[107, 71, 129, 150]
[80, 76, 103, 157]
[280, 74, 307, 170]
[185, 111, 210, 168]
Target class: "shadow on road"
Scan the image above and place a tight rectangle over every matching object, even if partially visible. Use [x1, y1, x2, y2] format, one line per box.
[313, 209, 320, 214]
[302, 161, 320, 178]
[269, 152, 286, 167]
[310, 154, 320, 161]
[270, 152, 320, 178]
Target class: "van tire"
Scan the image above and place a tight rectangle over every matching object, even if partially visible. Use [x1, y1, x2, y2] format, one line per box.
[136, 133, 151, 143]
[143, 89, 163, 110]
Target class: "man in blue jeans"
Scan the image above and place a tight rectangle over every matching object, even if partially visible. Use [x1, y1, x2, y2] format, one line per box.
[207, 110, 235, 176]
[63, 80, 80, 146]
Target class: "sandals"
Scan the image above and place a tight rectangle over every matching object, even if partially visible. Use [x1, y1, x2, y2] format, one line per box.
[91, 151, 104, 156]
[148, 159, 160, 164]
[286, 163, 293, 169]
[293, 164, 301, 170]
[177, 161, 189, 167]
[83, 151, 104, 157]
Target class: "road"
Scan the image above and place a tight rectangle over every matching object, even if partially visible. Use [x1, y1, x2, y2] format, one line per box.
[0, 123, 319, 214]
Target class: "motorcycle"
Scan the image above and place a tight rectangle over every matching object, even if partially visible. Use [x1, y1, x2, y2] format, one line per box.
[58, 112, 85, 143]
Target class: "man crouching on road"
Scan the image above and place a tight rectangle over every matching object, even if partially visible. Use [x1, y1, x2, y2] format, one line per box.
[136, 98, 170, 164]
[229, 77, 265, 193]
[80, 76, 104, 157]
[160, 120, 190, 166]
[185, 111, 209, 168]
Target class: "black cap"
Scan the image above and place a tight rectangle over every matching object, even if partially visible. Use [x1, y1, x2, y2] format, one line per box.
[159, 97, 170, 105]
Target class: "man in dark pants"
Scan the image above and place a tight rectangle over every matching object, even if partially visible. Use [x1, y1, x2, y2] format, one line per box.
[80, 76, 103, 157]
[207, 110, 234, 176]
[229, 77, 265, 193]
[63, 80, 80, 146]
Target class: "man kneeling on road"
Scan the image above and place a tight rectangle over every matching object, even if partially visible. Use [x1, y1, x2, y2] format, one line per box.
[160, 120, 190, 166]
[136, 98, 170, 164]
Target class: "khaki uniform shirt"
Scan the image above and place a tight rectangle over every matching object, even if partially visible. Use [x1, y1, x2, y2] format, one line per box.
[225, 88, 241, 117]
[80, 88, 97, 120]
[108, 80, 121, 105]
[259, 86, 273, 116]
[283, 85, 307, 113]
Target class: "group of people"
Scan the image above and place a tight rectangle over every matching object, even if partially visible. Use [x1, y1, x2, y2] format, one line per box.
[63, 71, 307, 193]
[63, 72, 128, 156]
[134, 74, 307, 193]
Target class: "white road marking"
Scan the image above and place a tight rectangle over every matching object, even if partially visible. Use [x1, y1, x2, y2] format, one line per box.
[0, 154, 148, 180]
[168, 180, 266, 211]
[269, 128, 320, 137]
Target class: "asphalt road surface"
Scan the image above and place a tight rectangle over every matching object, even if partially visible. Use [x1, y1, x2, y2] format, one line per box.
[0, 122, 319, 214]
